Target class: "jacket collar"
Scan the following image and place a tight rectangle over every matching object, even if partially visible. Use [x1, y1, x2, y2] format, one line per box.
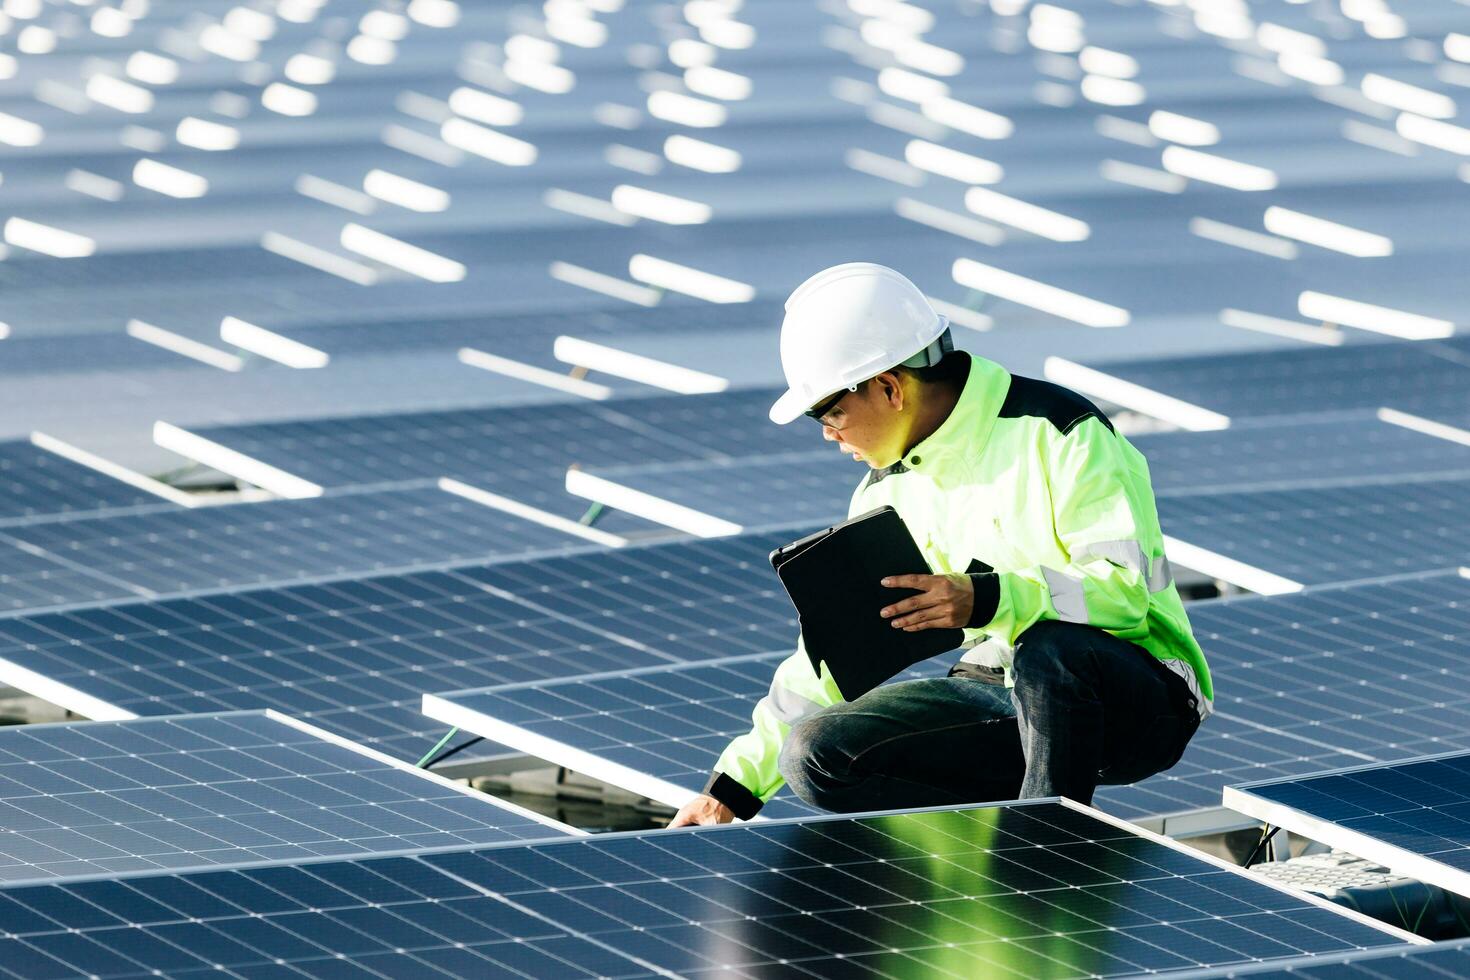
[897, 352, 1011, 474]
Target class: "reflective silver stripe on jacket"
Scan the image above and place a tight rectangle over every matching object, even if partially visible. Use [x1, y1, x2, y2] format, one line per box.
[1040, 566, 1089, 623]
[1077, 539, 1174, 593]
[1164, 657, 1214, 721]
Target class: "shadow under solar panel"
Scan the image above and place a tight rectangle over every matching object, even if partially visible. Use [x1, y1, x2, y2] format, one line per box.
[1225, 750, 1470, 902]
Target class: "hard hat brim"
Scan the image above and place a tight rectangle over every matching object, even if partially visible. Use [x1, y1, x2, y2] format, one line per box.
[768, 388, 811, 425]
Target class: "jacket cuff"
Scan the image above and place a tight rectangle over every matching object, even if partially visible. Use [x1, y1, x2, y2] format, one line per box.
[967, 572, 1000, 629]
[702, 771, 763, 820]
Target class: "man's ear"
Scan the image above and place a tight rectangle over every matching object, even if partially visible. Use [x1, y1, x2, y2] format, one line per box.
[873, 371, 905, 411]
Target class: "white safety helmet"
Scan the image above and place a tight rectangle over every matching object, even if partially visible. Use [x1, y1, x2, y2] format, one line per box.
[769, 262, 952, 425]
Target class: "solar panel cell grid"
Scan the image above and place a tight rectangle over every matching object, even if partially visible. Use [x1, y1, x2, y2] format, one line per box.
[1087, 341, 1470, 423]
[424, 569, 1470, 824]
[0, 712, 567, 887]
[0, 801, 1410, 978]
[1098, 571, 1470, 819]
[186, 388, 803, 493]
[1156, 478, 1470, 587]
[0, 532, 801, 759]
[0, 443, 159, 524]
[0, 486, 598, 613]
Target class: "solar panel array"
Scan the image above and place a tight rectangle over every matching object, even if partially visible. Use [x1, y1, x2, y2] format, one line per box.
[572, 412, 1470, 535]
[1064, 340, 1470, 426]
[1224, 751, 1470, 900]
[1155, 476, 1470, 589]
[0, 801, 1415, 978]
[424, 651, 815, 819]
[1099, 570, 1470, 820]
[0, 441, 161, 524]
[420, 568, 1470, 825]
[0, 485, 602, 613]
[0, 711, 570, 887]
[3, 0, 1470, 969]
[0, 531, 799, 760]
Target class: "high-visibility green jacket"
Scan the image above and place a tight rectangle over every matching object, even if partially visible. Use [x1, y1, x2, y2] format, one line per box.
[703, 352, 1213, 819]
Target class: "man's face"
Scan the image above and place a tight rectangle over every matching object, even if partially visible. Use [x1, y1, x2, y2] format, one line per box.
[812, 375, 907, 469]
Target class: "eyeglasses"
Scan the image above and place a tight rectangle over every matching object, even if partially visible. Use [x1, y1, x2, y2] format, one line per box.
[803, 381, 863, 429]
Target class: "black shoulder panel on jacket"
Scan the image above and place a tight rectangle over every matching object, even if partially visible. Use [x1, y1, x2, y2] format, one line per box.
[862, 459, 908, 491]
[998, 374, 1114, 435]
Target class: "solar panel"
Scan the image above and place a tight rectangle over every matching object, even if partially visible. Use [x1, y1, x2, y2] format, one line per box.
[182, 388, 803, 493]
[423, 652, 819, 820]
[0, 485, 601, 614]
[272, 299, 788, 360]
[1166, 937, 1470, 979]
[0, 441, 161, 525]
[1157, 477, 1470, 589]
[0, 530, 800, 760]
[1060, 340, 1470, 426]
[572, 413, 1470, 535]
[1224, 751, 1470, 901]
[0, 800, 1416, 977]
[1137, 415, 1470, 496]
[0, 711, 571, 886]
[427, 569, 1470, 825]
[1097, 570, 1470, 821]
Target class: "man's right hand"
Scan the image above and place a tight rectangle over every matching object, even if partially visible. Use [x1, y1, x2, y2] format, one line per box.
[667, 794, 736, 828]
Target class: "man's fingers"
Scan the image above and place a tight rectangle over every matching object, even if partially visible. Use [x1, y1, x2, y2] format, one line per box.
[880, 573, 938, 589]
[880, 592, 941, 619]
[891, 605, 951, 629]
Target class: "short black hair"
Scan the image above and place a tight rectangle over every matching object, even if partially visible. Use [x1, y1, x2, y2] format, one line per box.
[888, 350, 969, 386]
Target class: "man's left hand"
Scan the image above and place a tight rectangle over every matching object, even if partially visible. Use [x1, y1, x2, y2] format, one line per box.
[879, 574, 974, 630]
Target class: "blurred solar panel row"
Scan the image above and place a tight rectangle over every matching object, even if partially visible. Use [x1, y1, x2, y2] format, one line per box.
[2, 0, 1470, 973]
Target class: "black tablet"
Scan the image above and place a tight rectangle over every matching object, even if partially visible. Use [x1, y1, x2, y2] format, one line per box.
[770, 505, 965, 700]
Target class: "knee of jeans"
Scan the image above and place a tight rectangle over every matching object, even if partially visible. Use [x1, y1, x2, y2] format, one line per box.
[778, 714, 846, 792]
[1011, 620, 1088, 687]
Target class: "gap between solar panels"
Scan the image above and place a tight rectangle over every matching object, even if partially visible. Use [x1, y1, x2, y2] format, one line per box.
[423, 650, 801, 819]
[1224, 750, 1470, 904]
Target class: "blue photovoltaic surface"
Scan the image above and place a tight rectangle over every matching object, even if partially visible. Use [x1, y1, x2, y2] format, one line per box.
[0, 441, 162, 525]
[186, 387, 802, 491]
[434, 571, 1470, 823]
[1136, 415, 1470, 497]
[1226, 751, 1470, 897]
[0, 801, 1408, 978]
[1082, 340, 1470, 423]
[1098, 571, 1470, 820]
[578, 412, 1470, 535]
[0, 712, 567, 886]
[0, 531, 801, 760]
[1156, 477, 1470, 587]
[0, 485, 600, 614]
[427, 652, 815, 820]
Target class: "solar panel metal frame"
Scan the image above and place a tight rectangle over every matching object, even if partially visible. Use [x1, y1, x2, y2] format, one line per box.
[1153, 936, 1470, 979]
[0, 709, 578, 888]
[423, 651, 796, 817]
[1224, 749, 1470, 901]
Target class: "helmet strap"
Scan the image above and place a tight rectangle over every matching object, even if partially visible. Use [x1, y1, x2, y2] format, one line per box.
[898, 327, 954, 369]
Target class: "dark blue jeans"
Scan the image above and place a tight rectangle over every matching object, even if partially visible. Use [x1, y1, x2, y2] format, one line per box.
[777, 619, 1201, 810]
